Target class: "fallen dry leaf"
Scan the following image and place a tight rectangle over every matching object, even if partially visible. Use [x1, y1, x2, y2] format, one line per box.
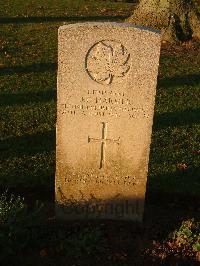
[193, 150, 200, 155]
[40, 249, 48, 257]
[177, 163, 188, 171]
[196, 251, 200, 262]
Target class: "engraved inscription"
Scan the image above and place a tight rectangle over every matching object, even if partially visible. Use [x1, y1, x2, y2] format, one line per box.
[60, 90, 151, 119]
[88, 122, 120, 169]
[86, 40, 130, 85]
[64, 174, 140, 187]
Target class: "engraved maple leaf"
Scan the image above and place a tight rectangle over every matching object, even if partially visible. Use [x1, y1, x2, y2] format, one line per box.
[87, 41, 130, 85]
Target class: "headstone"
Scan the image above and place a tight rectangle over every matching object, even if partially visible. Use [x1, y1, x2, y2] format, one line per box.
[56, 22, 161, 221]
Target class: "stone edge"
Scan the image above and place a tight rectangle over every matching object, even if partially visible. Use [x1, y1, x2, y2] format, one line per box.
[58, 22, 161, 35]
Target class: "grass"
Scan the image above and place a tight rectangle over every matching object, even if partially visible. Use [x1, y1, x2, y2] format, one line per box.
[0, 192, 107, 265]
[0, 0, 133, 22]
[150, 44, 200, 196]
[0, 192, 199, 265]
[0, 0, 200, 201]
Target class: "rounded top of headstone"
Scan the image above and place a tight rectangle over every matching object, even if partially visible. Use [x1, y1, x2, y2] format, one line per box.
[59, 22, 161, 35]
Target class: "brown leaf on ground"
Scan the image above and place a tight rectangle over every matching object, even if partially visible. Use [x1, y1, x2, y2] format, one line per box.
[0, 64, 5, 68]
[177, 163, 188, 171]
[193, 150, 200, 155]
[108, 251, 127, 261]
[197, 251, 200, 262]
[182, 41, 193, 48]
[40, 249, 48, 257]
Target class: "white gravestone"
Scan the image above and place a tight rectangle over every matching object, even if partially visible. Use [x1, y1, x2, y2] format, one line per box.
[56, 22, 161, 221]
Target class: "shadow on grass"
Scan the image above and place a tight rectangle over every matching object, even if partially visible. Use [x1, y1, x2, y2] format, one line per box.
[158, 73, 200, 88]
[0, 130, 55, 193]
[0, 130, 55, 158]
[145, 169, 200, 239]
[146, 169, 200, 206]
[0, 90, 56, 106]
[0, 15, 128, 24]
[154, 108, 200, 129]
[0, 63, 56, 75]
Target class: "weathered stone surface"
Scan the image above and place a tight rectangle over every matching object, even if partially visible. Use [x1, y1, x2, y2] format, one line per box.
[56, 22, 161, 221]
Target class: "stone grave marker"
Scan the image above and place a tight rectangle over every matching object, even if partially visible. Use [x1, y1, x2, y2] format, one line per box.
[56, 22, 161, 221]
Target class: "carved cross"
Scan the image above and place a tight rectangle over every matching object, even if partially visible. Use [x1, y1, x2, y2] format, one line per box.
[88, 122, 120, 169]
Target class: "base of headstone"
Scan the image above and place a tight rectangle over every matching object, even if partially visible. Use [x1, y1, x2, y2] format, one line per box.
[55, 197, 144, 221]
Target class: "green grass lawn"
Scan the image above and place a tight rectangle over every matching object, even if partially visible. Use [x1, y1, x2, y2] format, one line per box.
[0, 0, 200, 199]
